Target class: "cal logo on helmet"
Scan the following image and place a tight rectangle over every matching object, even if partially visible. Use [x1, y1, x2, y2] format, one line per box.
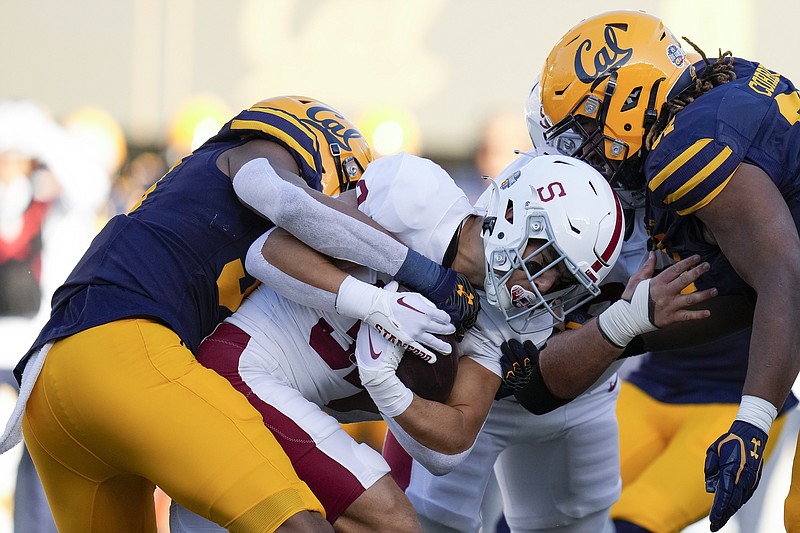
[226, 95, 374, 196]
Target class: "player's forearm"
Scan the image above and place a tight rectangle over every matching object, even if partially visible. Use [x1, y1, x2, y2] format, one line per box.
[258, 228, 347, 294]
[393, 396, 481, 455]
[743, 287, 800, 410]
[538, 319, 623, 399]
[390, 360, 497, 454]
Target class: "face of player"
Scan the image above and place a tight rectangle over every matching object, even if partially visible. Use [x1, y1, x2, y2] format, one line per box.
[505, 238, 572, 306]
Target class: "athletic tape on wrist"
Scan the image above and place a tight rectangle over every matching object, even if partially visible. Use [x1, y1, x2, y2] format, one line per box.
[362, 372, 414, 418]
[335, 276, 378, 321]
[736, 395, 778, 434]
[597, 279, 655, 348]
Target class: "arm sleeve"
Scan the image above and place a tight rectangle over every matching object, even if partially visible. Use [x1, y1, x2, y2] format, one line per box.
[512, 356, 573, 415]
[244, 230, 338, 313]
[381, 414, 473, 476]
[233, 158, 409, 274]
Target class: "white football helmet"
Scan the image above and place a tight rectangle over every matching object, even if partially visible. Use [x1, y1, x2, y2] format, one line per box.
[476, 153, 624, 333]
[524, 76, 582, 158]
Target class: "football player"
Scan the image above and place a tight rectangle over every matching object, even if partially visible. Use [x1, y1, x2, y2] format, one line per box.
[0, 96, 473, 532]
[398, 77, 654, 533]
[524, 64, 799, 533]
[537, 10, 800, 532]
[168, 151, 714, 532]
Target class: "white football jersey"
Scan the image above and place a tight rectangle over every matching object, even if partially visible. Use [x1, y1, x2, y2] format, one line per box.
[226, 152, 477, 405]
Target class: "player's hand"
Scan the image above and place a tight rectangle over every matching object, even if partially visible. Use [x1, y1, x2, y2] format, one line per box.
[419, 269, 481, 341]
[626, 252, 717, 328]
[354, 321, 413, 417]
[364, 281, 453, 363]
[355, 321, 406, 379]
[500, 339, 538, 390]
[704, 420, 768, 532]
[434, 271, 481, 341]
[600, 252, 717, 348]
[495, 339, 539, 400]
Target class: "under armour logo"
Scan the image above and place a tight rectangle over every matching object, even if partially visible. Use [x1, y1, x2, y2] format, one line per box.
[750, 438, 762, 459]
[456, 284, 475, 305]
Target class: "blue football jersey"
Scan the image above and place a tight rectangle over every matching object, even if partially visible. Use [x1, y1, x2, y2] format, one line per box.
[645, 58, 800, 296]
[634, 59, 800, 408]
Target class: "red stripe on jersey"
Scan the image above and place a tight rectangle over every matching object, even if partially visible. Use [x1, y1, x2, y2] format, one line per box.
[197, 323, 367, 522]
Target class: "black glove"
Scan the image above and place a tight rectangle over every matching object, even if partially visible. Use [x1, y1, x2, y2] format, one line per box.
[704, 420, 769, 532]
[495, 339, 539, 399]
[432, 270, 481, 341]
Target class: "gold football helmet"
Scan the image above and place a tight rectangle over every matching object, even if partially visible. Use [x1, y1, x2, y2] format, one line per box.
[540, 10, 692, 190]
[250, 96, 373, 195]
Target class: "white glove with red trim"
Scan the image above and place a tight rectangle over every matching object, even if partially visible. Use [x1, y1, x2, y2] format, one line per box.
[337, 279, 454, 363]
[354, 321, 413, 418]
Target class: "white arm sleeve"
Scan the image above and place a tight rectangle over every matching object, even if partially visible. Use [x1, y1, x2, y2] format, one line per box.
[382, 415, 473, 476]
[245, 230, 338, 313]
[233, 158, 408, 274]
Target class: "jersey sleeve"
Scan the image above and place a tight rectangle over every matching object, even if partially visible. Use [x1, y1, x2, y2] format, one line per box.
[356, 152, 475, 262]
[645, 84, 773, 216]
[646, 136, 742, 216]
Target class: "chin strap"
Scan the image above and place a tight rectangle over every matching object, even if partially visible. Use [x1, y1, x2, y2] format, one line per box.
[441, 217, 467, 269]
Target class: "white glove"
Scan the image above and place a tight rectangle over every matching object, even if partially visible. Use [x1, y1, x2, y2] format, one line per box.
[336, 277, 455, 363]
[597, 278, 657, 348]
[355, 321, 414, 417]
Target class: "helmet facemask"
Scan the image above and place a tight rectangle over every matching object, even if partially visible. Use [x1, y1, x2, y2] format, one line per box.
[528, 73, 646, 209]
[483, 206, 602, 335]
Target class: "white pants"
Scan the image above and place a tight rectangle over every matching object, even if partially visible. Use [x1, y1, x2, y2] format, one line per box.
[407, 373, 621, 533]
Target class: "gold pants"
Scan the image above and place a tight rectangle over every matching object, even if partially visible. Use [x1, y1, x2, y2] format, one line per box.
[23, 319, 323, 533]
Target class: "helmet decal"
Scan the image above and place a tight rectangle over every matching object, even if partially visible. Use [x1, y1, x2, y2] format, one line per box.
[574, 25, 634, 85]
[305, 105, 365, 152]
[666, 44, 687, 67]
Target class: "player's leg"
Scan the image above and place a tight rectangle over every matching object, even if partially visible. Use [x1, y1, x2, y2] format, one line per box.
[616, 399, 790, 533]
[612, 400, 738, 533]
[494, 378, 620, 533]
[614, 382, 670, 489]
[24, 319, 325, 533]
[610, 383, 677, 532]
[190, 322, 415, 532]
[335, 474, 420, 532]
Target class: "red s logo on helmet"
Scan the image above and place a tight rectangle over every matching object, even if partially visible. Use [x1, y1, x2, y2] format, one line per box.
[536, 182, 566, 202]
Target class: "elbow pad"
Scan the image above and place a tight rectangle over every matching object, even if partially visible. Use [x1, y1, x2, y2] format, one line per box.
[512, 359, 573, 415]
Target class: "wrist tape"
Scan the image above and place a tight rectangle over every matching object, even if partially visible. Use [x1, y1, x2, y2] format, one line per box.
[335, 276, 378, 321]
[597, 279, 656, 348]
[361, 371, 413, 418]
[736, 395, 778, 434]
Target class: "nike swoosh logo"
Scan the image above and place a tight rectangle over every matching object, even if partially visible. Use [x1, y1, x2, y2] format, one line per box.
[608, 376, 619, 392]
[368, 330, 382, 360]
[397, 297, 424, 314]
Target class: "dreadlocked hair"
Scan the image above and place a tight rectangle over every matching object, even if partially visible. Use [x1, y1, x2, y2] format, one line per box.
[645, 37, 737, 149]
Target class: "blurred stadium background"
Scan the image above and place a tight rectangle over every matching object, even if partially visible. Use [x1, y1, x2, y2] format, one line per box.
[1, 1, 798, 532]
